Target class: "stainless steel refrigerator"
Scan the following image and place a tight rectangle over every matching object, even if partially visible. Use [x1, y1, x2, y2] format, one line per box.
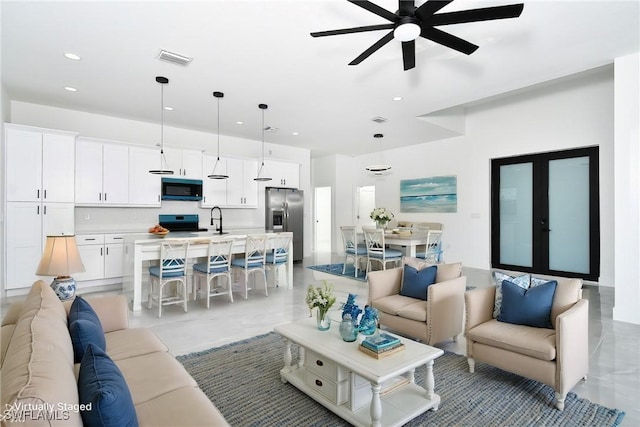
[265, 187, 304, 262]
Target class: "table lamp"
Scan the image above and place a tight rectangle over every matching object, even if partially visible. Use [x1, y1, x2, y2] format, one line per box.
[36, 235, 85, 300]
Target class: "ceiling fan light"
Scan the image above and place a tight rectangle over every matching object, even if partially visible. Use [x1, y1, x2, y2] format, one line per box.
[394, 22, 421, 42]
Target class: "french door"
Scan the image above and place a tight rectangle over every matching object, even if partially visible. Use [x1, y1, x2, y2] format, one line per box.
[491, 147, 600, 281]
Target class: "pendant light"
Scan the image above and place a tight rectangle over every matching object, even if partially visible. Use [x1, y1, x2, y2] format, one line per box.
[208, 91, 229, 179]
[254, 103, 272, 182]
[365, 133, 392, 175]
[149, 76, 174, 175]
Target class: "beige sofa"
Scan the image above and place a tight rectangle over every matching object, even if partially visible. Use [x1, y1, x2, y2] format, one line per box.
[367, 262, 466, 345]
[464, 273, 588, 410]
[1, 280, 228, 426]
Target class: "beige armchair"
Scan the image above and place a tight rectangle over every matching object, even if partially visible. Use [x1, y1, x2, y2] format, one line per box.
[367, 262, 466, 345]
[464, 276, 588, 410]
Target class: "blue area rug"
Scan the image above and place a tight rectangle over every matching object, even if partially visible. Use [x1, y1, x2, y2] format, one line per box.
[178, 332, 626, 427]
[308, 263, 367, 282]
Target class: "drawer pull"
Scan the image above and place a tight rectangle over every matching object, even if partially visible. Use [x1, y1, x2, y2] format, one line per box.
[316, 360, 323, 367]
[315, 379, 323, 387]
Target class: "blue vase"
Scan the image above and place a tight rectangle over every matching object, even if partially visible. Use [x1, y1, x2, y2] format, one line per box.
[359, 306, 379, 336]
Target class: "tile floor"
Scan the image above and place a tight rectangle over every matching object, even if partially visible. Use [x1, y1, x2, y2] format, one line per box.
[3, 251, 639, 425]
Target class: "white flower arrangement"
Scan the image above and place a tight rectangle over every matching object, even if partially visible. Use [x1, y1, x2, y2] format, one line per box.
[370, 207, 394, 225]
[305, 280, 336, 320]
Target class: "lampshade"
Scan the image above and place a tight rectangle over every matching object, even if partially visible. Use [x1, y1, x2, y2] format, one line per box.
[36, 235, 85, 277]
[208, 91, 229, 179]
[254, 103, 272, 182]
[36, 235, 85, 300]
[149, 76, 174, 175]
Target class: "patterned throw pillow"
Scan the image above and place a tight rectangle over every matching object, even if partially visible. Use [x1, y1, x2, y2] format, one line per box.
[492, 271, 531, 318]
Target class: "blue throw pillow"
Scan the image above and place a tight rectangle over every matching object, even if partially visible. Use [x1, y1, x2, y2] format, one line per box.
[498, 279, 557, 329]
[78, 344, 139, 427]
[69, 296, 106, 363]
[400, 265, 437, 300]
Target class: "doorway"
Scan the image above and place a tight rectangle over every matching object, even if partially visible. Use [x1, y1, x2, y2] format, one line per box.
[356, 186, 376, 230]
[314, 186, 332, 252]
[491, 147, 600, 280]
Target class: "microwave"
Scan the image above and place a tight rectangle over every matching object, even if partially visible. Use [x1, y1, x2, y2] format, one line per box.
[161, 178, 203, 201]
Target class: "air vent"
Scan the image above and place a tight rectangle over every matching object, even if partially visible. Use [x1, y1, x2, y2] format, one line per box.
[371, 116, 388, 124]
[157, 49, 192, 66]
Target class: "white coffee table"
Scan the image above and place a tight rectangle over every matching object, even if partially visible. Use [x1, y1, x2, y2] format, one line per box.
[275, 318, 443, 427]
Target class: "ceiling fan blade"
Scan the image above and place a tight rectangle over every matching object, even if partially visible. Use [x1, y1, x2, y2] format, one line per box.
[431, 4, 524, 26]
[398, 0, 414, 16]
[402, 40, 415, 70]
[347, 0, 398, 22]
[311, 24, 394, 38]
[420, 27, 479, 55]
[349, 31, 395, 65]
[415, 0, 454, 21]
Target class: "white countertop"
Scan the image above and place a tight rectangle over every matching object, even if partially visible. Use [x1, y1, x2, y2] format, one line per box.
[124, 228, 277, 244]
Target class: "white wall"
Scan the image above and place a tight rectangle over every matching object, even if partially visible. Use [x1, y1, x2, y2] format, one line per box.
[342, 67, 615, 286]
[7, 101, 313, 256]
[613, 52, 640, 324]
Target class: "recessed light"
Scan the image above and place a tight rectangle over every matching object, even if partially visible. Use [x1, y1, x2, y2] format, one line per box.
[64, 86, 77, 92]
[236, 121, 244, 125]
[164, 106, 174, 111]
[292, 132, 299, 136]
[64, 53, 81, 60]
[392, 96, 403, 101]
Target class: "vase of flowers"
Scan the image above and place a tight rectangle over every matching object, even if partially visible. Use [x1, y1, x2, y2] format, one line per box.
[306, 280, 336, 331]
[370, 207, 394, 229]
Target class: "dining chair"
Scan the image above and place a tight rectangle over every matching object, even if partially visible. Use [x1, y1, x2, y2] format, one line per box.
[340, 226, 367, 278]
[265, 232, 292, 288]
[231, 234, 268, 299]
[416, 230, 444, 263]
[363, 228, 403, 279]
[193, 237, 235, 308]
[147, 239, 190, 317]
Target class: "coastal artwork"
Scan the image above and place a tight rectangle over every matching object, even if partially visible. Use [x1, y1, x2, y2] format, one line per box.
[400, 175, 457, 213]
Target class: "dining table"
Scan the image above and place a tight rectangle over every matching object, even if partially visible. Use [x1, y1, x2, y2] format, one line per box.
[358, 229, 433, 258]
[122, 230, 293, 312]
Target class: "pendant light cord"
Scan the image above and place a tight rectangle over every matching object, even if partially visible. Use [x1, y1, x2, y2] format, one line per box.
[261, 107, 265, 166]
[217, 95, 221, 161]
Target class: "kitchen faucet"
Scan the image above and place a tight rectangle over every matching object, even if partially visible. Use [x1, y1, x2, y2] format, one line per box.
[210, 206, 223, 234]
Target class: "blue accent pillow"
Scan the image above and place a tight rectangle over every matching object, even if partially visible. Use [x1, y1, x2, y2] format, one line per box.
[78, 344, 139, 427]
[498, 279, 558, 329]
[400, 265, 437, 300]
[69, 296, 106, 363]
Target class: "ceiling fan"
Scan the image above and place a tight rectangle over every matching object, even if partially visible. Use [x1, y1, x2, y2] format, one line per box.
[311, 0, 524, 71]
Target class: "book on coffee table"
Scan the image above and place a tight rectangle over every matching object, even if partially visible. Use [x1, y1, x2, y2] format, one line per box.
[361, 333, 401, 352]
[358, 343, 405, 359]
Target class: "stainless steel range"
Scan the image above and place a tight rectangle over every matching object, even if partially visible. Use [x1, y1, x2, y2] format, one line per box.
[158, 214, 208, 232]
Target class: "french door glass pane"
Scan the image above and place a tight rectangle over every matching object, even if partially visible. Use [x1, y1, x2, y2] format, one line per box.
[499, 163, 533, 267]
[548, 157, 590, 273]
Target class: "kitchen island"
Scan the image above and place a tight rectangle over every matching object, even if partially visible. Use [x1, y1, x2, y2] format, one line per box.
[122, 230, 293, 312]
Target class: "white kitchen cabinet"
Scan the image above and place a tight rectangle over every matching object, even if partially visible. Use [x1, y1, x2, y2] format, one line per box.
[74, 233, 125, 282]
[226, 157, 258, 207]
[265, 160, 300, 188]
[5, 124, 76, 203]
[104, 235, 125, 278]
[75, 138, 129, 205]
[201, 154, 228, 207]
[164, 147, 203, 179]
[5, 201, 75, 290]
[129, 146, 162, 206]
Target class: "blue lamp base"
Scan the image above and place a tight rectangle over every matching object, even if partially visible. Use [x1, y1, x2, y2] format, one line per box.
[51, 276, 76, 301]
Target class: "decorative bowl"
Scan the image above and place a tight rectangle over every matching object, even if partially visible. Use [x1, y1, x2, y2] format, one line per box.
[150, 230, 169, 237]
